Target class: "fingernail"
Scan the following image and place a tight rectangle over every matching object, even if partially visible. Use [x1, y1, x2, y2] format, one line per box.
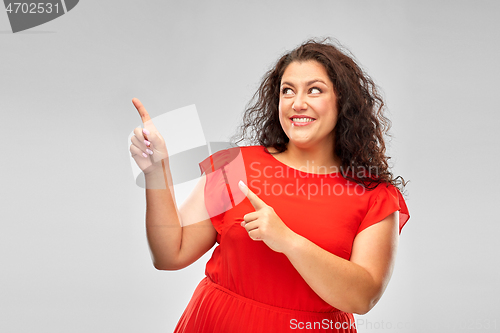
[146, 149, 153, 155]
[144, 140, 150, 146]
[238, 180, 248, 196]
[143, 128, 150, 135]
[142, 152, 148, 158]
[240, 221, 245, 227]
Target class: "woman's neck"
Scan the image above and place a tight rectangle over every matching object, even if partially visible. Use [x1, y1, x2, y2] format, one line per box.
[269, 142, 341, 175]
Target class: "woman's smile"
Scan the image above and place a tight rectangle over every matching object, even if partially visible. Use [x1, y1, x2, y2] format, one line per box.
[290, 116, 316, 126]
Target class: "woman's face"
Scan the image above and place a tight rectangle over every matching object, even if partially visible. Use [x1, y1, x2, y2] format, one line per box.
[278, 60, 338, 151]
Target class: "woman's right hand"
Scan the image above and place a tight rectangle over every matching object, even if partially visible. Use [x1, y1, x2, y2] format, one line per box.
[129, 98, 170, 174]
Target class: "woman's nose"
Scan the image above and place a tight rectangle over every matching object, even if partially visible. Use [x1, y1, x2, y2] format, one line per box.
[292, 94, 307, 111]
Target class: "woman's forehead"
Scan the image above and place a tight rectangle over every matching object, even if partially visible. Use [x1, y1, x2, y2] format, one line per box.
[281, 61, 331, 85]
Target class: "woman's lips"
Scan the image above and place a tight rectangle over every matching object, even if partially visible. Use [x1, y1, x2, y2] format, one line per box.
[290, 118, 316, 126]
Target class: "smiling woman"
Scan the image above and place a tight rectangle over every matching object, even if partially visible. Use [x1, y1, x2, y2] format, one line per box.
[130, 38, 410, 333]
[235, 38, 407, 191]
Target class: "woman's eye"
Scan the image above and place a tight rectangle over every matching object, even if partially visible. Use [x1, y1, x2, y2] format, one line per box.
[282, 88, 293, 95]
[310, 87, 321, 94]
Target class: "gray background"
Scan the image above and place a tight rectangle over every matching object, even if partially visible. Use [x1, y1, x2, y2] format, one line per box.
[1, 1, 499, 332]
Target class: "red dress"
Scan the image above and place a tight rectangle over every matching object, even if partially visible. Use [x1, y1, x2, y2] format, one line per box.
[174, 146, 410, 333]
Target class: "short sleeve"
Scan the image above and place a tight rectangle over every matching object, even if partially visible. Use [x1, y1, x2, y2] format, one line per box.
[198, 147, 246, 235]
[357, 184, 410, 235]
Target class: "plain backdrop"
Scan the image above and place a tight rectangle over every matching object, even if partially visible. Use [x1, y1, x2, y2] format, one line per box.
[1, 1, 499, 332]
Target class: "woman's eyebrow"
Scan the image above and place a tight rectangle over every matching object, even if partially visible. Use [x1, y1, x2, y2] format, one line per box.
[306, 79, 328, 86]
[281, 79, 327, 87]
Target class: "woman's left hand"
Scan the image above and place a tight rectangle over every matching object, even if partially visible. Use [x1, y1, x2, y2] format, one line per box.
[238, 181, 297, 253]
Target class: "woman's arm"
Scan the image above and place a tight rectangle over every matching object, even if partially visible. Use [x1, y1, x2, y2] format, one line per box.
[239, 181, 399, 314]
[130, 98, 216, 271]
[283, 212, 399, 314]
[145, 164, 217, 271]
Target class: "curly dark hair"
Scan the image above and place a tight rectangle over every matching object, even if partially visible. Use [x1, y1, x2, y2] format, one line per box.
[230, 38, 408, 194]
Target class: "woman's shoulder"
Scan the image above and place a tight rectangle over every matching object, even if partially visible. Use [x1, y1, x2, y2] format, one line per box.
[199, 145, 267, 174]
[238, 145, 269, 151]
[237, 145, 272, 157]
[361, 181, 410, 234]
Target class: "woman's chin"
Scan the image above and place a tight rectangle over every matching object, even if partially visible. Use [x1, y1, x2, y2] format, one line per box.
[287, 140, 317, 150]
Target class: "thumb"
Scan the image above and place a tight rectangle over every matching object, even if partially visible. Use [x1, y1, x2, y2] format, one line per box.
[238, 181, 267, 210]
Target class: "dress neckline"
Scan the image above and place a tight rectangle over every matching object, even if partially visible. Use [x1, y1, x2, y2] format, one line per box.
[261, 146, 342, 176]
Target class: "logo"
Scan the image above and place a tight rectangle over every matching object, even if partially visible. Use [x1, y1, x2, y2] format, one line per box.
[3, 0, 79, 33]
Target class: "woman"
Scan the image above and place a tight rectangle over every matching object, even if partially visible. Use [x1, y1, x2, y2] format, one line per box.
[130, 38, 410, 332]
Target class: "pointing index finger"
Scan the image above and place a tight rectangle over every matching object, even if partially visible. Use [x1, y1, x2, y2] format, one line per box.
[132, 98, 151, 123]
[238, 181, 266, 210]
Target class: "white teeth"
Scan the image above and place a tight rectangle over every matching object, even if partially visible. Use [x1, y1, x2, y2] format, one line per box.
[292, 118, 314, 123]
